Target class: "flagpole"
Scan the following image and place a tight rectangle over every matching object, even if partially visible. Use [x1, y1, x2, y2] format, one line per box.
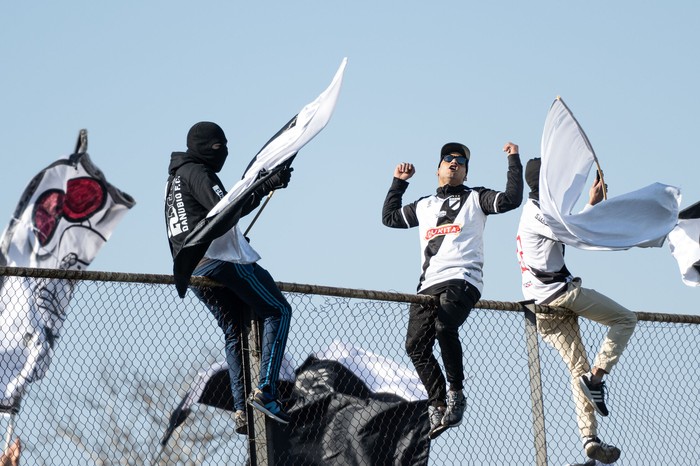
[3, 413, 14, 453]
[556, 96, 607, 200]
[594, 162, 608, 200]
[244, 191, 275, 237]
[75, 129, 88, 154]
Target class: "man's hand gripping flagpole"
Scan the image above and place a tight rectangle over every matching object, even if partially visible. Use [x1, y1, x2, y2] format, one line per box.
[243, 155, 295, 237]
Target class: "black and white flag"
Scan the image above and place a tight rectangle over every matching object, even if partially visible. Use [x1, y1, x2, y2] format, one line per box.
[162, 341, 430, 466]
[160, 357, 296, 446]
[668, 201, 700, 286]
[0, 135, 135, 411]
[173, 58, 348, 297]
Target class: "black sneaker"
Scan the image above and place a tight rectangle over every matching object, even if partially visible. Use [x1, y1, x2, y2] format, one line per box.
[442, 390, 466, 427]
[583, 436, 621, 463]
[248, 389, 290, 424]
[578, 374, 609, 416]
[427, 406, 449, 440]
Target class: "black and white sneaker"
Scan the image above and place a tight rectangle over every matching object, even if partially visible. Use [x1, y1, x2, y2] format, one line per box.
[442, 390, 466, 428]
[578, 374, 609, 416]
[583, 436, 621, 463]
[427, 406, 448, 440]
[248, 389, 290, 424]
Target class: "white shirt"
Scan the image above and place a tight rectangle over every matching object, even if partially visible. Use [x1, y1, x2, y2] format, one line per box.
[516, 199, 573, 303]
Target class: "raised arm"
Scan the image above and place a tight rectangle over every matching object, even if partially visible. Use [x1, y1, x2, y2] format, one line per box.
[478, 142, 523, 214]
[382, 163, 419, 228]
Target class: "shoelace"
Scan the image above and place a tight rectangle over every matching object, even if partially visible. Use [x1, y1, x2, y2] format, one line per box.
[446, 393, 465, 409]
[593, 380, 608, 404]
[586, 376, 607, 400]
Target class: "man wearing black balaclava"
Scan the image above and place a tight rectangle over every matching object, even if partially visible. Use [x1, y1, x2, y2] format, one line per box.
[165, 121, 293, 433]
[516, 157, 636, 464]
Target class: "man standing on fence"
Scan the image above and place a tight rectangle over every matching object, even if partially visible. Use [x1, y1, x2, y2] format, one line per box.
[516, 157, 637, 464]
[382, 141, 523, 439]
[164, 122, 293, 433]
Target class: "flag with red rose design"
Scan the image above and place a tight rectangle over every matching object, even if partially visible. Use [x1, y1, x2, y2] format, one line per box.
[0, 147, 135, 411]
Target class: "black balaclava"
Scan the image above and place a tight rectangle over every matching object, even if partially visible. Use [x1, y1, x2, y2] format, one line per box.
[525, 157, 541, 201]
[186, 121, 228, 173]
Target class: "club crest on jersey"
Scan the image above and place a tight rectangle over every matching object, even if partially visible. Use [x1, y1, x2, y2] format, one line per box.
[425, 223, 461, 240]
[449, 197, 461, 210]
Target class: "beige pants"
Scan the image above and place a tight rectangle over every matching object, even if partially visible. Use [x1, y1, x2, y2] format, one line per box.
[537, 279, 637, 438]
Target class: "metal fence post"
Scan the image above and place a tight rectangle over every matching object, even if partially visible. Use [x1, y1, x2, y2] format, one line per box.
[521, 301, 548, 466]
[240, 314, 258, 466]
[244, 316, 275, 466]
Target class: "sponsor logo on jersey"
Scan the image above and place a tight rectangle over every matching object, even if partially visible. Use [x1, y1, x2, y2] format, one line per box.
[425, 223, 461, 240]
[212, 185, 224, 199]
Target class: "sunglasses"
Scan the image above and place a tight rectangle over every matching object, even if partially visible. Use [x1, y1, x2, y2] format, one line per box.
[442, 155, 468, 165]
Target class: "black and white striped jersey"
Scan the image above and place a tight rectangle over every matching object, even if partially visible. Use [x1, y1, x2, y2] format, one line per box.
[383, 155, 523, 294]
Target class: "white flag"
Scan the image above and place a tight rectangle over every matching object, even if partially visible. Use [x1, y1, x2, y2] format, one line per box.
[540, 97, 680, 250]
[314, 340, 427, 402]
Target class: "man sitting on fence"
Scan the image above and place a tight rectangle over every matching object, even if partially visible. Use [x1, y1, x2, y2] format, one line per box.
[164, 122, 294, 433]
[382, 141, 523, 439]
[515, 157, 637, 464]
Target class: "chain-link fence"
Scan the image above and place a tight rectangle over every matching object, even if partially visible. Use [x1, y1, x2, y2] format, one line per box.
[0, 267, 698, 465]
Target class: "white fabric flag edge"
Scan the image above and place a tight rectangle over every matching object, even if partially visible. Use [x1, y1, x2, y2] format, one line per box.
[668, 218, 700, 286]
[540, 97, 681, 250]
[207, 57, 347, 219]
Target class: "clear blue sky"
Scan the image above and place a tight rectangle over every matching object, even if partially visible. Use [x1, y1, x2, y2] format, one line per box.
[1, 1, 698, 315]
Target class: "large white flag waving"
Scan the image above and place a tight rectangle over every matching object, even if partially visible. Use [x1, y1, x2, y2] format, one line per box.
[0, 135, 135, 411]
[173, 58, 347, 296]
[540, 97, 681, 250]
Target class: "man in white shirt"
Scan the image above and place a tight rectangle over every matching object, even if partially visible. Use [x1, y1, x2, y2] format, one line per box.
[516, 157, 637, 464]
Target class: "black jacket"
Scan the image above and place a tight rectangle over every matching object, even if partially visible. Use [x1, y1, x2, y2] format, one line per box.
[164, 152, 265, 259]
